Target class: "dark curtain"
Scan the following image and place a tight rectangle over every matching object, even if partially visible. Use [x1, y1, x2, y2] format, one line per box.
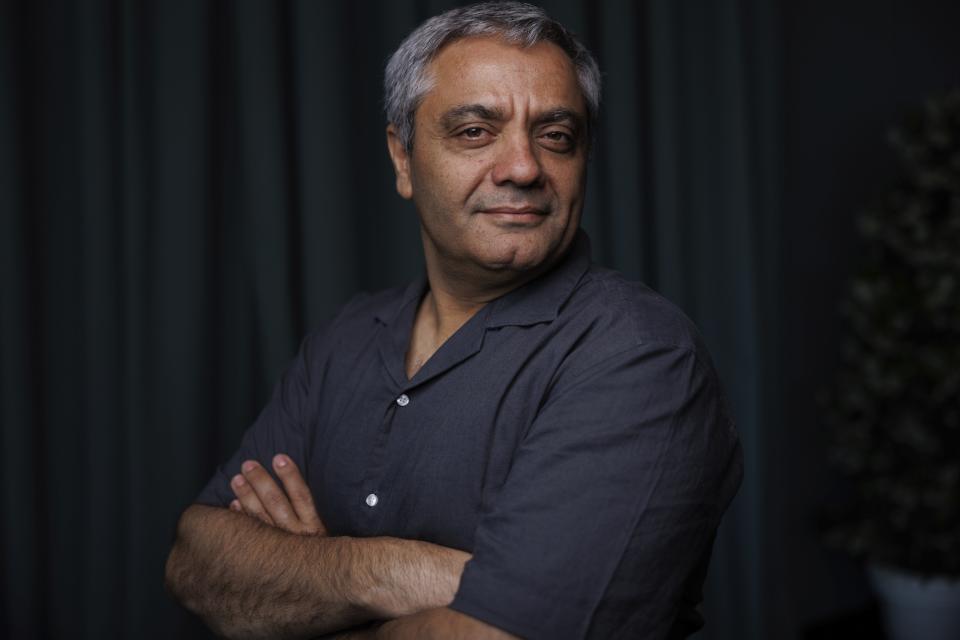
[0, 1, 778, 637]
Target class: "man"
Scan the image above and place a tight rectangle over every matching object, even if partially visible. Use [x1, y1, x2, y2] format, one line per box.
[165, 3, 742, 639]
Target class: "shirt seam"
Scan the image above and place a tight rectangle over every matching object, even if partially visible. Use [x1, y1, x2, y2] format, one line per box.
[594, 274, 711, 355]
[550, 338, 704, 394]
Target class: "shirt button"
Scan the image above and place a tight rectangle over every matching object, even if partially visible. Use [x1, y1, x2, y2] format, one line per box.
[365, 493, 379, 507]
[396, 394, 410, 407]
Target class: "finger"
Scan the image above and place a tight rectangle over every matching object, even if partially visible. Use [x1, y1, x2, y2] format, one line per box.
[231, 472, 275, 527]
[273, 454, 327, 534]
[229, 499, 242, 512]
[240, 459, 300, 530]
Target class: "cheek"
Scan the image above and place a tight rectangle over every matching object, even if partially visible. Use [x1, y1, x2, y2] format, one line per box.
[421, 159, 487, 208]
[551, 162, 587, 203]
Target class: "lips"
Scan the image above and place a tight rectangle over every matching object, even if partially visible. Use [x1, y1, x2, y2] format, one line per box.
[480, 207, 547, 215]
[478, 207, 549, 225]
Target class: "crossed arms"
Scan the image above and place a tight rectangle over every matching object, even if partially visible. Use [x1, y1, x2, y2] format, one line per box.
[164, 454, 518, 639]
[165, 341, 742, 639]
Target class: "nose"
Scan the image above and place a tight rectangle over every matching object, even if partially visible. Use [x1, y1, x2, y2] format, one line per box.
[491, 134, 544, 188]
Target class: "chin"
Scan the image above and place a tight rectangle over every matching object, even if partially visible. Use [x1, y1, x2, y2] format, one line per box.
[479, 238, 553, 273]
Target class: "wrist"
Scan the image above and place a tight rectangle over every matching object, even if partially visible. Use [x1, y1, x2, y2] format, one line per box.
[346, 537, 411, 619]
[336, 535, 470, 620]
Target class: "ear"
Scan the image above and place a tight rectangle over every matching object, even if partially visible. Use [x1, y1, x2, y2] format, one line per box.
[386, 124, 413, 200]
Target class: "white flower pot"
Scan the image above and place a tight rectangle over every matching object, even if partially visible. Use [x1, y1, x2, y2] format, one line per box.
[868, 564, 960, 640]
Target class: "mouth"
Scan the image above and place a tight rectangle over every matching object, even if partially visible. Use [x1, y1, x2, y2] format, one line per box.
[478, 206, 549, 224]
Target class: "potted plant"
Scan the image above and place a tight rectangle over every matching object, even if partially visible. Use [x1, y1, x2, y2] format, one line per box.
[821, 89, 960, 640]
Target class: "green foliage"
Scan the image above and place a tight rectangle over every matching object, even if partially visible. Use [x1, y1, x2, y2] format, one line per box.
[822, 90, 960, 577]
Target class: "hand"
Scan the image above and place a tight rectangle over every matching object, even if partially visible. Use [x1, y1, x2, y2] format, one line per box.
[229, 454, 328, 536]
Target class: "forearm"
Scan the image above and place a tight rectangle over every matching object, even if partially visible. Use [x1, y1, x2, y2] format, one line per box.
[320, 610, 502, 640]
[166, 504, 363, 638]
[165, 504, 469, 639]
[373, 607, 518, 640]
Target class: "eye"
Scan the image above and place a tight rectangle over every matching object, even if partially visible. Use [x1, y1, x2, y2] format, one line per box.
[539, 130, 575, 152]
[453, 126, 495, 148]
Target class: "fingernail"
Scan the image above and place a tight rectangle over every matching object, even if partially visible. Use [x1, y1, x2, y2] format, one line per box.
[241, 461, 256, 473]
[230, 500, 241, 511]
[232, 474, 246, 487]
[274, 455, 288, 468]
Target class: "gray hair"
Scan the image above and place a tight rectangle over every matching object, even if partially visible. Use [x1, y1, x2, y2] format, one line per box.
[384, 1, 602, 150]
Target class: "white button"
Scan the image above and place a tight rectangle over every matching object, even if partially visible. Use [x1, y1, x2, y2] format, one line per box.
[365, 493, 379, 507]
[396, 394, 410, 407]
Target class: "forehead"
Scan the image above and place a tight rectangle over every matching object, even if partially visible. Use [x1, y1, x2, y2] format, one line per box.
[419, 36, 586, 118]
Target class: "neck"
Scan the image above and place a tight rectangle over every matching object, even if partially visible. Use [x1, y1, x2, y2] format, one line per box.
[404, 238, 565, 379]
[407, 250, 536, 376]
[420, 250, 547, 335]
[405, 273, 504, 380]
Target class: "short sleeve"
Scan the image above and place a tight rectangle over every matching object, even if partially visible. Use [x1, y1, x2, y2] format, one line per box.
[449, 342, 743, 640]
[194, 332, 318, 508]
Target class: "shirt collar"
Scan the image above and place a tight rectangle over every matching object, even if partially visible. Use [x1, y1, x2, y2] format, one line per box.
[372, 276, 427, 327]
[485, 230, 591, 328]
[372, 229, 591, 329]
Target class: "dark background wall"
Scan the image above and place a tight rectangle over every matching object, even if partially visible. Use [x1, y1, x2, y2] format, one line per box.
[1, 1, 959, 638]
[776, 0, 960, 635]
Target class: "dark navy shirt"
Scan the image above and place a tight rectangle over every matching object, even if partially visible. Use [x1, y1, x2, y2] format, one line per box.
[196, 232, 743, 640]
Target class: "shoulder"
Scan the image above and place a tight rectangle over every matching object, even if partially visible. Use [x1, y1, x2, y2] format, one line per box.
[299, 282, 410, 355]
[558, 264, 713, 369]
[330, 285, 406, 328]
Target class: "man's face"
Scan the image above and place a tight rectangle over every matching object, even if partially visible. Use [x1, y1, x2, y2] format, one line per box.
[387, 36, 589, 283]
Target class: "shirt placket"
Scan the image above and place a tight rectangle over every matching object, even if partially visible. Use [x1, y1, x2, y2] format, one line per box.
[357, 386, 414, 531]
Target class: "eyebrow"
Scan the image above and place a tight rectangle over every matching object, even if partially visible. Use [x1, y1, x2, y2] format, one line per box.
[532, 108, 585, 133]
[439, 104, 506, 130]
[439, 104, 585, 133]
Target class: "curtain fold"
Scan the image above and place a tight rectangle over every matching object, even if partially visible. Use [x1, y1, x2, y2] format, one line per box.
[638, 2, 781, 638]
[0, 1, 777, 637]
